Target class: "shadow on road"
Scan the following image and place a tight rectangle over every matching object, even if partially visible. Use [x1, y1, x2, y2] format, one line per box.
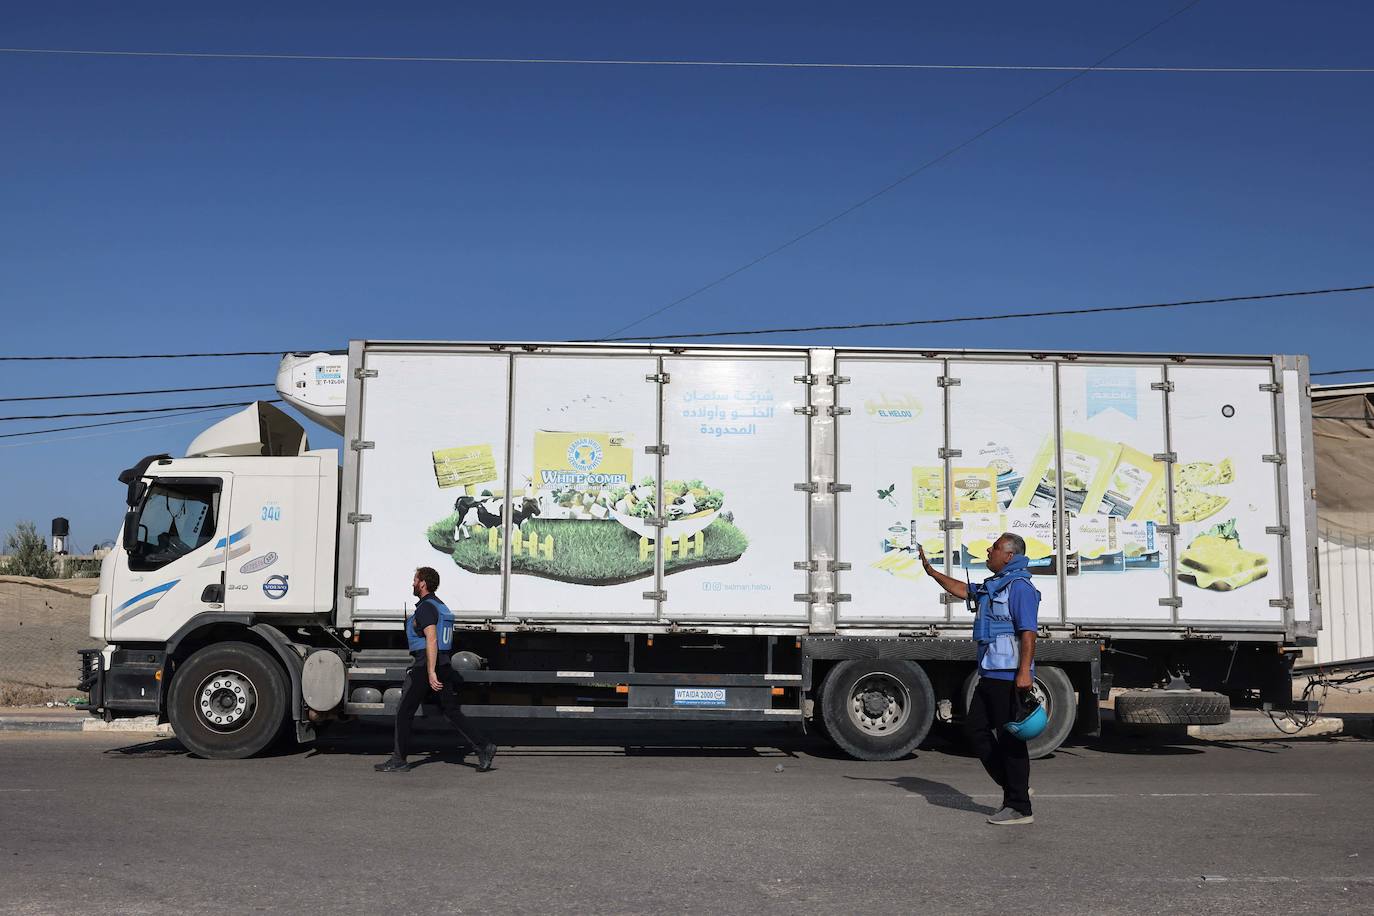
[842, 774, 996, 814]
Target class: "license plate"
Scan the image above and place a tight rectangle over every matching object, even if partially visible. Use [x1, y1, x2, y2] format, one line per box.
[673, 687, 726, 707]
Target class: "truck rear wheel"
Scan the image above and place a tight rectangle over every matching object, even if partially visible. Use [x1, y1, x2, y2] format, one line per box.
[961, 665, 1077, 759]
[820, 660, 935, 761]
[168, 642, 288, 759]
[1114, 689, 1230, 726]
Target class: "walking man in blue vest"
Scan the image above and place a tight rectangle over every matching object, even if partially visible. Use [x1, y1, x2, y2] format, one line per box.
[375, 566, 498, 773]
[919, 533, 1039, 825]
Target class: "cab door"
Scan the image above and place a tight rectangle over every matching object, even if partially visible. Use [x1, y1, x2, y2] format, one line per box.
[223, 470, 321, 615]
[111, 474, 231, 643]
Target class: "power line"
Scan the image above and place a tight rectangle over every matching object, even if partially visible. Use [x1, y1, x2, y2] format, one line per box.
[3, 46, 1370, 74]
[0, 400, 270, 423]
[0, 403, 279, 441]
[1311, 368, 1374, 378]
[598, 0, 1205, 339]
[0, 349, 298, 362]
[0, 382, 274, 403]
[600, 283, 1374, 342]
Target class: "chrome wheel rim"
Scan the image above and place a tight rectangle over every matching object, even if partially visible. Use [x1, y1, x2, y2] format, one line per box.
[197, 670, 257, 732]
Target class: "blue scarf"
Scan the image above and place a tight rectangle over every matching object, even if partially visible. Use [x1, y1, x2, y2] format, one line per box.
[980, 554, 1032, 597]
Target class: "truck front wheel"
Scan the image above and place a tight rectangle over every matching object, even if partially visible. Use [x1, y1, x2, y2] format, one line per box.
[168, 642, 288, 759]
[820, 660, 935, 761]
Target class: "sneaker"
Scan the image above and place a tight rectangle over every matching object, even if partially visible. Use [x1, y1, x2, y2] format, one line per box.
[476, 743, 498, 772]
[374, 758, 412, 773]
[987, 807, 1034, 825]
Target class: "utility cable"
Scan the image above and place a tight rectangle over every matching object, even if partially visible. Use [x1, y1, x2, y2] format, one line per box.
[0, 349, 301, 362]
[0, 400, 271, 423]
[598, 0, 1206, 339]
[598, 283, 1374, 342]
[1311, 368, 1374, 378]
[0, 382, 274, 403]
[3, 47, 1370, 73]
[0, 402, 281, 440]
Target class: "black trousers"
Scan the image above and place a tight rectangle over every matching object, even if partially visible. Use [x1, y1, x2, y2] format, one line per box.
[392, 655, 489, 761]
[964, 676, 1032, 815]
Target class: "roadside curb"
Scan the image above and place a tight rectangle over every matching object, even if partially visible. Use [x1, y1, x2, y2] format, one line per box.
[0, 712, 172, 736]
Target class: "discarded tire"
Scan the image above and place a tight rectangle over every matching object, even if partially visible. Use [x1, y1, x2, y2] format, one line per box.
[1114, 689, 1230, 726]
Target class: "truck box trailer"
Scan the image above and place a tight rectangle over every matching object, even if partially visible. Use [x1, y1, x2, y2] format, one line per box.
[78, 341, 1320, 760]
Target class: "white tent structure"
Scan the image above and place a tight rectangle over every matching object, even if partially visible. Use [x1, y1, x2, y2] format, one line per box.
[1312, 382, 1374, 664]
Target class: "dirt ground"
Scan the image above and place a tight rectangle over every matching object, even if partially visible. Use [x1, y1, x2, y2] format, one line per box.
[0, 576, 101, 703]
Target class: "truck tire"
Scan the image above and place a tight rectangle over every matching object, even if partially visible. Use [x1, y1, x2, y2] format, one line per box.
[820, 659, 935, 761]
[168, 642, 288, 759]
[961, 665, 1077, 759]
[1114, 689, 1230, 726]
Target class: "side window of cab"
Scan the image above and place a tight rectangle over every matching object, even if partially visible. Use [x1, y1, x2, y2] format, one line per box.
[128, 479, 221, 572]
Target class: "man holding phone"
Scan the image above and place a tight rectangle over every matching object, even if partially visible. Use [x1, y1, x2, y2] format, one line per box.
[918, 534, 1039, 825]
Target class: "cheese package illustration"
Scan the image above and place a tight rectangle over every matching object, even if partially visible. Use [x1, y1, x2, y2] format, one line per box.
[911, 466, 998, 517]
[1004, 508, 1071, 576]
[1178, 519, 1268, 591]
[958, 512, 1006, 573]
[1011, 432, 1121, 516]
[1099, 445, 1167, 520]
[1120, 520, 1163, 570]
[1074, 515, 1125, 573]
[972, 441, 1022, 509]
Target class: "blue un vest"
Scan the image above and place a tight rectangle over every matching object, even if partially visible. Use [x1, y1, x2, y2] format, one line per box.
[406, 595, 455, 654]
[972, 582, 1026, 673]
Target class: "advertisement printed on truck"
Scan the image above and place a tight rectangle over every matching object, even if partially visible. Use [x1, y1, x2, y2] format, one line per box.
[77, 342, 1321, 761]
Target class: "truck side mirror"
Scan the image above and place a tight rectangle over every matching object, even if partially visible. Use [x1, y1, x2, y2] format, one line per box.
[122, 510, 140, 551]
[126, 479, 147, 509]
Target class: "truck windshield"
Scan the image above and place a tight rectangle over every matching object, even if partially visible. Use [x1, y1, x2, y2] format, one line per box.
[129, 480, 221, 571]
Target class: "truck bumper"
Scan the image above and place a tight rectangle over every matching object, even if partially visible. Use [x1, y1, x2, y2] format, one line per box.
[78, 648, 166, 721]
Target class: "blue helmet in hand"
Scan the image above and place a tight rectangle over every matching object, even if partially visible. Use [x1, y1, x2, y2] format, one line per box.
[1004, 689, 1048, 741]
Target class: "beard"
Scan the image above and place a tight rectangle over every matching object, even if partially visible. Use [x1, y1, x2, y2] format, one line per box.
[412, 585, 422, 598]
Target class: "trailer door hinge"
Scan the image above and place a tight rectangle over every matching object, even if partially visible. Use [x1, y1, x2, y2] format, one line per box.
[794, 482, 819, 493]
[1260, 382, 1282, 393]
[830, 561, 852, 572]
[827, 405, 851, 417]
[794, 405, 817, 416]
[1153, 452, 1177, 464]
[794, 560, 818, 572]
[937, 376, 961, 388]
[940, 593, 963, 605]
[645, 517, 668, 529]
[642, 590, 667, 602]
[1265, 525, 1289, 536]
[350, 440, 375, 451]
[644, 444, 670, 456]
[354, 368, 378, 379]
[344, 586, 369, 598]
[938, 447, 962, 459]
[346, 513, 372, 524]
[1263, 453, 1286, 465]
[794, 374, 817, 385]
[1269, 597, 1293, 609]
[1156, 524, 1180, 535]
[1158, 597, 1183, 608]
[939, 519, 964, 531]
[826, 374, 851, 386]
[794, 592, 816, 603]
[1150, 381, 1175, 392]
[833, 593, 852, 603]
[828, 482, 851, 493]
[645, 372, 671, 384]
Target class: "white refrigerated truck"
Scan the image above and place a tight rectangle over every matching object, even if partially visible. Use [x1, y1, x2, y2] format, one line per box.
[79, 341, 1321, 759]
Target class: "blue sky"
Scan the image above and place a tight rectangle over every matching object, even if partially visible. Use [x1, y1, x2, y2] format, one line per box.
[2, 1, 1371, 549]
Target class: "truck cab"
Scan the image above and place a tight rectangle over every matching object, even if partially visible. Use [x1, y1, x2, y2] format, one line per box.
[82, 402, 338, 756]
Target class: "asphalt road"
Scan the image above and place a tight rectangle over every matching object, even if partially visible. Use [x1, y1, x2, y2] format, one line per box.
[2, 722, 1371, 915]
